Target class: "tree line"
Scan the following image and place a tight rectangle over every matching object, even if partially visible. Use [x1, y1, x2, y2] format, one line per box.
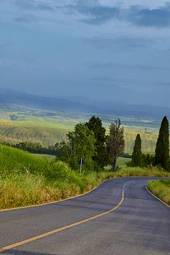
[56, 116, 125, 171]
[56, 115, 169, 172]
[6, 115, 169, 172]
[4, 142, 57, 155]
[131, 116, 169, 170]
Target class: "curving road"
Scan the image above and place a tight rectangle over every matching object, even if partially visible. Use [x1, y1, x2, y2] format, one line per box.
[0, 177, 170, 255]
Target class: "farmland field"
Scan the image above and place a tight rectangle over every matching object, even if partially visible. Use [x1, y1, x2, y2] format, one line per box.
[0, 108, 161, 154]
[124, 127, 158, 154]
[0, 119, 67, 146]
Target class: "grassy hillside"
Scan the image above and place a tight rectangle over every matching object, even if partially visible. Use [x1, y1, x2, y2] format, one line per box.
[148, 180, 170, 205]
[0, 144, 102, 209]
[0, 144, 169, 209]
[0, 124, 66, 146]
[0, 118, 159, 154]
[124, 127, 158, 154]
[0, 119, 68, 146]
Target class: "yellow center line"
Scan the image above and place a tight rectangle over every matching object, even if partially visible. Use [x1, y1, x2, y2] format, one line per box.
[0, 184, 127, 253]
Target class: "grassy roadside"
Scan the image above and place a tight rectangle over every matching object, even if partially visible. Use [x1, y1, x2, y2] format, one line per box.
[0, 144, 170, 210]
[0, 144, 100, 209]
[147, 180, 170, 206]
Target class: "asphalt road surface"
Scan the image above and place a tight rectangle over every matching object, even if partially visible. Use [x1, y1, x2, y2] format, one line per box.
[0, 177, 169, 255]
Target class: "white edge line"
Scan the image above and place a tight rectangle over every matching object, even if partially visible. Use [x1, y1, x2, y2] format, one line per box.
[1, 176, 169, 213]
[145, 186, 170, 208]
[0, 182, 127, 253]
[0, 182, 103, 213]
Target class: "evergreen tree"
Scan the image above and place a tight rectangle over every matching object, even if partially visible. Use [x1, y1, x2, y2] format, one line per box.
[131, 134, 142, 167]
[106, 119, 125, 170]
[86, 116, 106, 168]
[155, 116, 169, 170]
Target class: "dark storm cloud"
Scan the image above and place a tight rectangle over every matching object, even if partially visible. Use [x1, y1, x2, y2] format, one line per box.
[14, 0, 54, 11]
[10, 0, 170, 28]
[12, 0, 55, 24]
[71, 0, 170, 27]
[69, 0, 119, 24]
[128, 4, 170, 27]
[1, 0, 170, 108]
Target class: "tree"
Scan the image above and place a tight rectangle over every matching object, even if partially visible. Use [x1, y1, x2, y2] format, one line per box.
[155, 116, 169, 170]
[55, 141, 72, 162]
[142, 154, 154, 167]
[106, 119, 125, 170]
[86, 116, 106, 168]
[131, 134, 142, 167]
[56, 123, 96, 171]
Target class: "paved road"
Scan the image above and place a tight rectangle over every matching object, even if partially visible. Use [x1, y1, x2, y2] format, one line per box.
[0, 177, 169, 255]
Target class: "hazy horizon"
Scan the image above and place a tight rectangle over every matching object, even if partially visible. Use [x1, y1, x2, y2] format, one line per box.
[0, 0, 170, 108]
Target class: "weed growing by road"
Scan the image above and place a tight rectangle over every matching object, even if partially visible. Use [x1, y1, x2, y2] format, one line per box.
[148, 179, 170, 205]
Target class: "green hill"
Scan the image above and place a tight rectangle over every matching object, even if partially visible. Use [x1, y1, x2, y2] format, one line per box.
[0, 144, 100, 209]
[0, 144, 169, 210]
[0, 118, 160, 154]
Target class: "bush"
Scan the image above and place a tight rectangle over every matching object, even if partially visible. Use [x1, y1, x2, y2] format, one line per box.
[142, 154, 154, 167]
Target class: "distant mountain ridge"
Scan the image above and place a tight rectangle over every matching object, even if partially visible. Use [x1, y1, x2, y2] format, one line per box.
[0, 88, 169, 120]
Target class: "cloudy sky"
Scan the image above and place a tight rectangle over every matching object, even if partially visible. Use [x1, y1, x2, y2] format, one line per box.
[0, 0, 170, 107]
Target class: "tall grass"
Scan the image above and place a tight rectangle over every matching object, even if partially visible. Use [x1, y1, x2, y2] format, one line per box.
[0, 174, 61, 208]
[0, 144, 170, 209]
[0, 144, 100, 209]
[148, 180, 170, 205]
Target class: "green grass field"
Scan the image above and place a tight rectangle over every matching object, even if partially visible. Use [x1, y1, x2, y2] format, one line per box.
[124, 127, 158, 154]
[117, 157, 131, 167]
[0, 144, 101, 209]
[0, 119, 68, 146]
[0, 144, 169, 209]
[0, 117, 160, 154]
[148, 179, 170, 205]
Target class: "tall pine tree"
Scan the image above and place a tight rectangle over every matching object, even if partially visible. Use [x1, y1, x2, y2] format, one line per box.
[155, 116, 169, 170]
[86, 116, 106, 168]
[131, 134, 142, 167]
[106, 119, 124, 170]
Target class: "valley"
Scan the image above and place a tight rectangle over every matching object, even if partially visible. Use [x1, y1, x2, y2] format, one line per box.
[0, 107, 159, 154]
